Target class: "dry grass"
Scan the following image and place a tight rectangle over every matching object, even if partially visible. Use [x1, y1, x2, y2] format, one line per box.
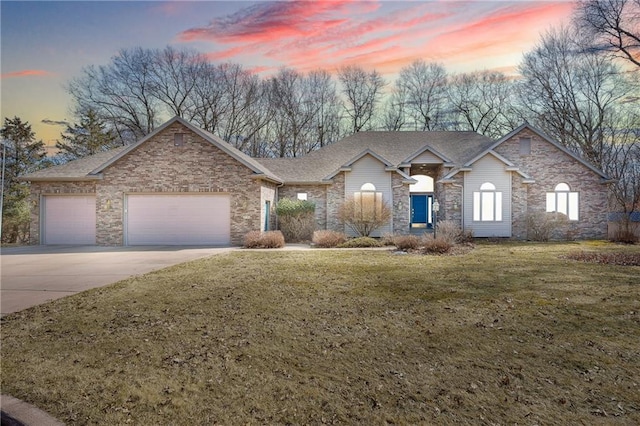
[1, 242, 639, 425]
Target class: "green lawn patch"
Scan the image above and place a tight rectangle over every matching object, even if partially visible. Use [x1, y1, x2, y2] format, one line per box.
[1, 242, 639, 424]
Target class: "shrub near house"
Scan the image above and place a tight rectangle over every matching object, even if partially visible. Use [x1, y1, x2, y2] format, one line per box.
[276, 198, 316, 242]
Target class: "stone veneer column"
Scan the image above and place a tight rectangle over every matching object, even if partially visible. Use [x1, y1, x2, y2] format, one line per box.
[326, 173, 345, 232]
[391, 173, 410, 235]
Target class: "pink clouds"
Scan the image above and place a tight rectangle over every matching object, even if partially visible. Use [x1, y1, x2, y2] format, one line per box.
[177, 1, 575, 76]
[179, 1, 363, 44]
[1, 69, 52, 79]
[425, 3, 576, 63]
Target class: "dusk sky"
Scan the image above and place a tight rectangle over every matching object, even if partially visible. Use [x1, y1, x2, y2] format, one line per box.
[1, 0, 576, 146]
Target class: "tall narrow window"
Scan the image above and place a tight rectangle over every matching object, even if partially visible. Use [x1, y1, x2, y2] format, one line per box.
[546, 183, 579, 220]
[264, 201, 271, 231]
[519, 137, 531, 155]
[473, 182, 502, 222]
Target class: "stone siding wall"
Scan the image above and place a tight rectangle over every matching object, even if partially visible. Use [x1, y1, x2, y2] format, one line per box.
[96, 122, 263, 245]
[494, 129, 609, 239]
[277, 184, 328, 231]
[28, 181, 97, 244]
[326, 173, 346, 232]
[441, 174, 463, 227]
[391, 174, 410, 234]
[511, 175, 529, 239]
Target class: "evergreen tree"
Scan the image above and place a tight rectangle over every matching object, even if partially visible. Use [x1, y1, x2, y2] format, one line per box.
[1, 117, 48, 243]
[55, 109, 118, 161]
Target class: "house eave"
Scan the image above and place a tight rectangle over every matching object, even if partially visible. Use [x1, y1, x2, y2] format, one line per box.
[284, 180, 334, 186]
[250, 174, 284, 185]
[18, 175, 103, 182]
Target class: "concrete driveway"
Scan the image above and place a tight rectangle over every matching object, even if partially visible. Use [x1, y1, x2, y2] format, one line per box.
[0, 245, 236, 316]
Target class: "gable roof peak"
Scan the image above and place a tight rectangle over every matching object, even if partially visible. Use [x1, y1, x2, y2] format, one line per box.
[89, 116, 282, 183]
[469, 122, 609, 180]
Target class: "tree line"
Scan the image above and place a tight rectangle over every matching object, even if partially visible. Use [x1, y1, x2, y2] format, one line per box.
[2, 0, 639, 243]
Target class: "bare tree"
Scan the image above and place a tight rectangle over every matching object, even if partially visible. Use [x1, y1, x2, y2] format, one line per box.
[447, 70, 518, 138]
[518, 26, 630, 168]
[396, 60, 449, 130]
[149, 46, 207, 119]
[217, 64, 272, 153]
[68, 47, 160, 143]
[305, 70, 343, 151]
[267, 68, 317, 157]
[190, 63, 230, 134]
[603, 109, 640, 225]
[381, 84, 408, 131]
[338, 65, 386, 133]
[574, 0, 640, 68]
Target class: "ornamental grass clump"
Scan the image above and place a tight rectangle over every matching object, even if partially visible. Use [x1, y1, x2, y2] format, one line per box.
[276, 198, 316, 242]
[422, 235, 454, 254]
[243, 231, 285, 248]
[391, 235, 421, 251]
[312, 230, 347, 248]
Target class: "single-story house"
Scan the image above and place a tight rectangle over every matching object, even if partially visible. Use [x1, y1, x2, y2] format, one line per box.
[21, 116, 611, 245]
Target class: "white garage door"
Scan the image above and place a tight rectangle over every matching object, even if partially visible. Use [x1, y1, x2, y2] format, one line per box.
[43, 195, 96, 244]
[125, 194, 231, 245]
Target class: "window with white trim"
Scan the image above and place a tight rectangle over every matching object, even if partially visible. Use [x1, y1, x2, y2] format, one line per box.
[354, 183, 384, 218]
[546, 183, 579, 220]
[473, 182, 502, 221]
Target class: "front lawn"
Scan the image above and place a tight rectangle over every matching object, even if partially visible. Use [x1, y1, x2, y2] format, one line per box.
[1, 242, 639, 424]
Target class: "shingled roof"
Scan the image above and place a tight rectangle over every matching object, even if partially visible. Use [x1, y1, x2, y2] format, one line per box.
[257, 131, 494, 183]
[21, 119, 496, 184]
[20, 145, 130, 181]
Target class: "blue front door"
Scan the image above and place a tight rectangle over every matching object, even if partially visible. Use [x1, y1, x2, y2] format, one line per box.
[411, 194, 433, 228]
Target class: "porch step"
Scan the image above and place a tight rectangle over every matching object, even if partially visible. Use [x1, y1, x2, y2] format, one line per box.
[409, 228, 433, 237]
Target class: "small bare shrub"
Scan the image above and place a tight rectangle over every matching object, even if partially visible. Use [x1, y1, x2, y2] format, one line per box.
[435, 220, 465, 245]
[312, 230, 347, 248]
[338, 195, 392, 237]
[422, 235, 453, 254]
[243, 231, 285, 248]
[337, 237, 383, 248]
[526, 211, 569, 241]
[610, 215, 639, 244]
[392, 235, 421, 250]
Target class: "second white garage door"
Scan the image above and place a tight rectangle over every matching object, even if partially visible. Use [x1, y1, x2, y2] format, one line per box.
[125, 194, 231, 245]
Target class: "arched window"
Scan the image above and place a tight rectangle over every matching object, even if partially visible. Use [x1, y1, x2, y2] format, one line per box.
[354, 183, 383, 221]
[360, 183, 376, 191]
[546, 183, 579, 220]
[473, 182, 502, 222]
[409, 175, 434, 192]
